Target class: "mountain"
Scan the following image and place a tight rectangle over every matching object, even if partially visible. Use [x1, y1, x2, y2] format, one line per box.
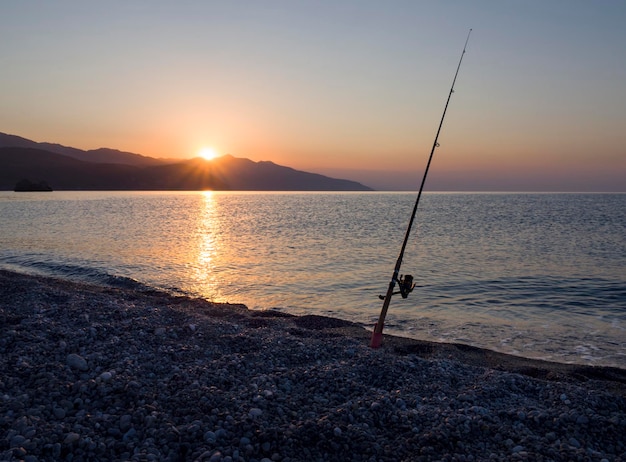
[0, 148, 146, 190]
[0, 132, 168, 167]
[206, 155, 370, 190]
[0, 145, 372, 191]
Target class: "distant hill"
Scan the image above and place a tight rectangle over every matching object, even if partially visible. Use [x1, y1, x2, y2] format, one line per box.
[0, 143, 372, 191]
[0, 132, 168, 167]
[205, 155, 370, 190]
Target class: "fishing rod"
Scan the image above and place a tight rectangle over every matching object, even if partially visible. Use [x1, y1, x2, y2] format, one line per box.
[370, 29, 472, 348]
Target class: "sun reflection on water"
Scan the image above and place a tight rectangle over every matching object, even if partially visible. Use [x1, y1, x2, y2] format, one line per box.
[191, 191, 221, 300]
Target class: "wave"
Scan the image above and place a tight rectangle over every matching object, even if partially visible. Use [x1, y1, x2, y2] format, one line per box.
[0, 252, 157, 293]
[420, 275, 626, 319]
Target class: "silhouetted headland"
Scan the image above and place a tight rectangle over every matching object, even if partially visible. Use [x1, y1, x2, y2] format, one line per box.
[0, 133, 372, 191]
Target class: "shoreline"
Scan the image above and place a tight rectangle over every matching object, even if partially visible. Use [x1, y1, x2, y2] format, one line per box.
[2, 269, 625, 460]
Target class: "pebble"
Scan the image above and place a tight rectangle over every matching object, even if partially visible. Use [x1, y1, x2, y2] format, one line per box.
[249, 408, 263, 418]
[123, 428, 137, 442]
[10, 435, 26, 447]
[119, 414, 132, 431]
[66, 353, 88, 371]
[568, 437, 581, 448]
[1, 270, 625, 462]
[63, 432, 80, 444]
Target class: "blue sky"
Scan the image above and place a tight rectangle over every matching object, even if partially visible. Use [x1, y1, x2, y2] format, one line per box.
[1, 0, 624, 190]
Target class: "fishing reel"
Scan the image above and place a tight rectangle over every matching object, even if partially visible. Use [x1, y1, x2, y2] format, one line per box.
[378, 274, 415, 300]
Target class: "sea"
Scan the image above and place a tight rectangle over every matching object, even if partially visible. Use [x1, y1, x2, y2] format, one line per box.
[1, 191, 624, 369]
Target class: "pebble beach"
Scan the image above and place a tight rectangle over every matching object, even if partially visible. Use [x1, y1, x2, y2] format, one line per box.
[1, 269, 625, 462]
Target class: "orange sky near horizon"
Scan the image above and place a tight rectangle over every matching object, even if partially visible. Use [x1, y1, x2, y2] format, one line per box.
[1, 1, 624, 191]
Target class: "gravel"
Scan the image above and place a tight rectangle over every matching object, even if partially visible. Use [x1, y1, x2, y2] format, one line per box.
[1, 269, 625, 461]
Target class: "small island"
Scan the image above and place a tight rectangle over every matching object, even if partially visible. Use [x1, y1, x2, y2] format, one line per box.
[14, 178, 53, 192]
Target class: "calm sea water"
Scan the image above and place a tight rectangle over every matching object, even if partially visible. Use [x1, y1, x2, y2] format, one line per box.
[1, 191, 624, 368]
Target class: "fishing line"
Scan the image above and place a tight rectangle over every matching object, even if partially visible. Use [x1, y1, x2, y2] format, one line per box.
[370, 29, 472, 348]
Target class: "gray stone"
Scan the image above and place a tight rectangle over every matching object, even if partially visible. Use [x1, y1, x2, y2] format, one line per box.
[204, 431, 217, 443]
[10, 434, 26, 447]
[66, 354, 88, 371]
[569, 437, 581, 448]
[63, 432, 80, 444]
[249, 408, 263, 418]
[119, 414, 132, 431]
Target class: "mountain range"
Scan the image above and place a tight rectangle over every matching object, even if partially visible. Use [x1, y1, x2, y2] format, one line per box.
[0, 133, 371, 191]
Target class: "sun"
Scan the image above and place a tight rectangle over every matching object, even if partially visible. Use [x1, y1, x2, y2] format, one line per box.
[198, 147, 219, 161]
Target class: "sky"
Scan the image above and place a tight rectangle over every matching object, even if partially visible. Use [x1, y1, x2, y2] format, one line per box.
[1, 1, 624, 191]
